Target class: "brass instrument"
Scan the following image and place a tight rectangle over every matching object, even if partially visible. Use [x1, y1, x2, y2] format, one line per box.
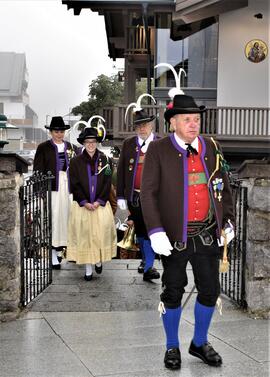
[117, 224, 139, 251]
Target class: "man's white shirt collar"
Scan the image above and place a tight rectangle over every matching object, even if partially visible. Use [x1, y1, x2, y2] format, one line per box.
[173, 133, 199, 152]
[138, 133, 154, 153]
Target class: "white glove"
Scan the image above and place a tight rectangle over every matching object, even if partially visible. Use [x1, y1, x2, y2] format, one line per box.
[149, 232, 173, 256]
[117, 199, 127, 210]
[218, 221, 235, 246]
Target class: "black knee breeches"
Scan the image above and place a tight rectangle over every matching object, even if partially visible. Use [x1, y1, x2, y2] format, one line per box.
[160, 231, 222, 308]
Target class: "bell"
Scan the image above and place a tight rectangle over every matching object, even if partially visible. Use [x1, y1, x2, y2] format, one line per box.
[117, 224, 139, 251]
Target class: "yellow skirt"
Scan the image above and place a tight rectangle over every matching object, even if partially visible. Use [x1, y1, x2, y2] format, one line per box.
[67, 201, 117, 264]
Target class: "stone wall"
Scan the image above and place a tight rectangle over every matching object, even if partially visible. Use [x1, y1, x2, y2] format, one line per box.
[0, 172, 23, 321]
[239, 161, 270, 318]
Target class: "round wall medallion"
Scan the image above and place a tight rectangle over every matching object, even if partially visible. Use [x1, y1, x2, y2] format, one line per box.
[245, 39, 268, 63]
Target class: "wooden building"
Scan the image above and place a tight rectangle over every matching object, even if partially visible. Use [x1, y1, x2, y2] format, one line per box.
[62, 0, 269, 168]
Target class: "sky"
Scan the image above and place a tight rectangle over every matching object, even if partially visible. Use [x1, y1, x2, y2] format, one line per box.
[0, 0, 123, 127]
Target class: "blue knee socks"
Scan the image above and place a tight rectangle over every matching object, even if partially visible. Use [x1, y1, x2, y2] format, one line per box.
[193, 300, 215, 347]
[162, 307, 182, 350]
[143, 239, 155, 272]
[137, 237, 145, 262]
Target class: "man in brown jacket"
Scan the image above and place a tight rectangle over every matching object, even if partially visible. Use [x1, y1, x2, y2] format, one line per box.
[117, 108, 160, 281]
[141, 94, 235, 370]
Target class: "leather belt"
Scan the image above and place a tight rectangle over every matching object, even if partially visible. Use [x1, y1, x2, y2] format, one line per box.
[187, 220, 216, 237]
[173, 221, 217, 252]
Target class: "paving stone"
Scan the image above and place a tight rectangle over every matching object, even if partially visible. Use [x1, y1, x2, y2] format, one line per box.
[97, 362, 269, 377]
[66, 340, 254, 376]
[29, 260, 195, 312]
[1, 260, 268, 377]
[0, 317, 53, 339]
[227, 336, 269, 362]
[0, 337, 92, 377]
[209, 318, 269, 341]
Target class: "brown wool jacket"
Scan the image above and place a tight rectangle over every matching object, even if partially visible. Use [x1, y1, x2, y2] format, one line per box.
[33, 140, 78, 191]
[117, 134, 159, 202]
[140, 134, 235, 243]
[69, 149, 112, 207]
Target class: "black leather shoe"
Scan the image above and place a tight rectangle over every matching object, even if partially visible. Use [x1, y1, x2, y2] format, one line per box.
[143, 267, 160, 281]
[95, 264, 103, 274]
[137, 260, 145, 274]
[164, 348, 181, 370]
[52, 264, 61, 270]
[84, 274, 93, 281]
[189, 341, 222, 366]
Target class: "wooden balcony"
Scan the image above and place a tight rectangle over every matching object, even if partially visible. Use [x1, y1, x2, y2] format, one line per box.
[126, 26, 155, 55]
[101, 105, 270, 162]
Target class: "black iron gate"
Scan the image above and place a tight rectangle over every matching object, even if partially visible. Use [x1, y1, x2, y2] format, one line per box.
[220, 181, 248, 308]
[20, 172, 53, 306]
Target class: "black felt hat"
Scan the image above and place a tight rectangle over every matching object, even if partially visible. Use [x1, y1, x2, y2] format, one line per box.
[164, 95, 206, 123]
[133, 110, 155, 126]
[45, 116, 70, 130]
[77, 127, 103, 145]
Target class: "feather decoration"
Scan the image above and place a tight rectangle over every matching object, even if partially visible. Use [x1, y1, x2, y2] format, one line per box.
[87, 115, 106, 142]
[124, 93, 156, 125]
[154, 63, 186, 99]
[70, 120, 88, 141]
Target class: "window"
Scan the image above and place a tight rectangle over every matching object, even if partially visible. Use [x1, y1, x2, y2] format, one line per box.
[155, 14, 218, 90]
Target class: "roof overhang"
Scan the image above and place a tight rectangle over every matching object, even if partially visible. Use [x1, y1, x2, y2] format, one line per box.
[175, 0, 248, 22]
[62, 0, 174, 60]
[171, 0, 248, 40]
[62, 0, 174, 15]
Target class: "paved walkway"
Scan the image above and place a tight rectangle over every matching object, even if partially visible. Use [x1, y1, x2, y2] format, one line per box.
[0, 260, 269, 377]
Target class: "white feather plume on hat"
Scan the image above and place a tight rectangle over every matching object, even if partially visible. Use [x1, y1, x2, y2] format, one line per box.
[87, 115, 106, 142]
[68, 120, 88, 142]
[70, 115, 106, 143]
[124, 93, 156, 125]
[154, 63, 186, 99]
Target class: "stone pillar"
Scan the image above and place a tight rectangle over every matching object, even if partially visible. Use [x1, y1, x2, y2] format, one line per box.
[0, 153, 28, 321]
[0, 173, 23, 320]
[238, 160, 270, 318]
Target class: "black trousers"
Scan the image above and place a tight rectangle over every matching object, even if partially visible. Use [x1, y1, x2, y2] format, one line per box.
[160, 228, 222, 308]
[127, 192, 148, 238]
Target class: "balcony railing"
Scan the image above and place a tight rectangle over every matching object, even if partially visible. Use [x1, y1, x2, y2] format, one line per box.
[126, 26, 155, 54]
[215, 107, 269, 136]
[102, 105, 270, 140]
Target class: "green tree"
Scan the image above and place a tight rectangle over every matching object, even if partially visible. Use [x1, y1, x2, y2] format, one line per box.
[72, 74, 124, 121]
[136, 78, 149, 98]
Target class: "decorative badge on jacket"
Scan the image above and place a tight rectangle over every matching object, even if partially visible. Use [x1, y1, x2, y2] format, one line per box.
[212, 178, 224, 201]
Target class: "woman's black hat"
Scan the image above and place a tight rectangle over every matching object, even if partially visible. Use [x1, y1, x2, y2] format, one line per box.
[133, 110, 155, 126]
[45, 116, 70, 130]
[164, 95, 206, 123]
[77, 127, 103, 145]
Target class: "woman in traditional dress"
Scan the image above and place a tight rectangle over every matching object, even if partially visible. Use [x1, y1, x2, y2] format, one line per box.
[33, 116, 78, 269]
[67, 126, 117, 280]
